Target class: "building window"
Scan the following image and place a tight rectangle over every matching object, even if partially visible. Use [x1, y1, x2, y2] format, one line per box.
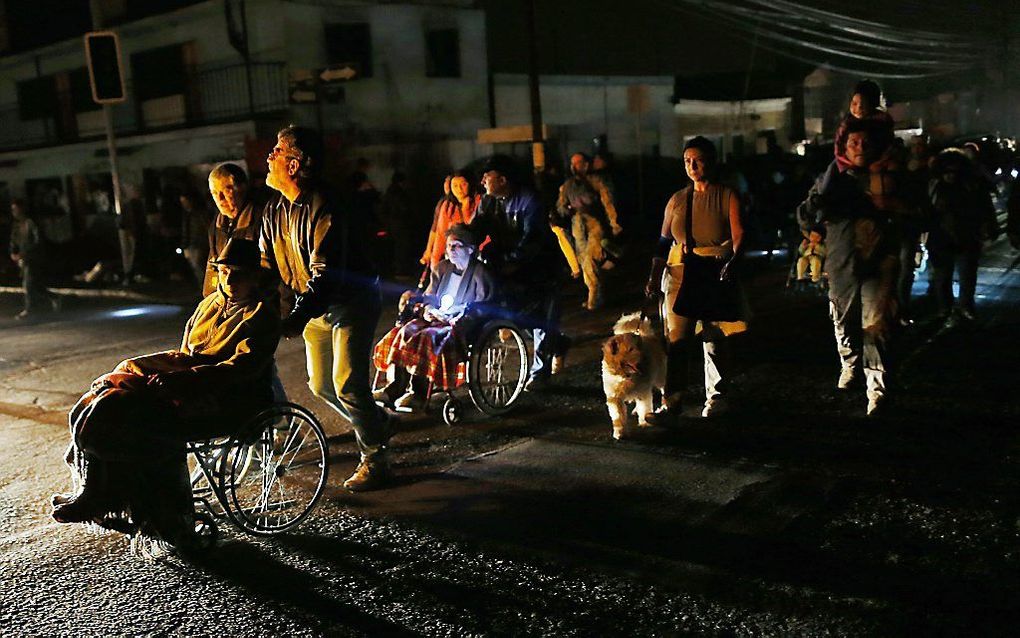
[69, 68, 102, 113]
[425, 28, 460, 78]
[131, 44, 187, 101]
[16, 76, 57, 120]
[325, 23, 373, 78]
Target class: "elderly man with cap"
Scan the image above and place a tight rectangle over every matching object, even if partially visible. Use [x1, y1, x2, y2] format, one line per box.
[53, 237, 281, 549]
[261, 124, 393, 492]
[469, 155, 569, 391]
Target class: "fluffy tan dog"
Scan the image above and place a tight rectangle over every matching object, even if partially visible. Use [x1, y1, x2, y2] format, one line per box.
[602, 312, 666, 440]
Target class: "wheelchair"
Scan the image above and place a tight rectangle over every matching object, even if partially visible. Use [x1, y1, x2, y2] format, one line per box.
[438, 316, 531, 426]
[374, 309, 531, 427]
[186, 402, 329, 541]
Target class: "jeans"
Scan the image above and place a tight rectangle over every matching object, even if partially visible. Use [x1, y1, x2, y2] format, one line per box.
[529, 287, 566, 379]
[930, 246, 980, 314]
[829, 274, 890, 402]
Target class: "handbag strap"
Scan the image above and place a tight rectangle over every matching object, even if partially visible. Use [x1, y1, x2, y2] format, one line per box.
[684, 187, 695, 255]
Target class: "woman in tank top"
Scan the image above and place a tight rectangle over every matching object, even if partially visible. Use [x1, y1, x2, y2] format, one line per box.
[644, 136, 747, 424]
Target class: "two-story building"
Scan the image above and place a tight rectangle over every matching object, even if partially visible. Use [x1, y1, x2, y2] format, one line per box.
[0, 0, 490, 254]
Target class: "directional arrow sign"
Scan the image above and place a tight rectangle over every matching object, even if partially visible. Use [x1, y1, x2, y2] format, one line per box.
[319, 64, 358, 83]
[290, 89, 318, 103]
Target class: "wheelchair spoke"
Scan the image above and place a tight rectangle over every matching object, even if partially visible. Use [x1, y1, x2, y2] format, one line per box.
[225, 406, 330, 534]
[281, 429, 313, 472]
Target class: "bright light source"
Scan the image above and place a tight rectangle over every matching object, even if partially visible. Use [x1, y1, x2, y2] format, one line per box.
[440, 293, 455, 311]
[175, 247, 183, 255]
[995, 168, 1003, 176]
[106, 305, 182, 319]
[1012, 169, 1018, 179]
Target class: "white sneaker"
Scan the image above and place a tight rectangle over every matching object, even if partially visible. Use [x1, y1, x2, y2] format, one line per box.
[866, 396, 887, 417]
[702, 398, 729, 418]
[551, 355, 565, 375]
[837, 367, 857, 390]
[393, 390, 423, 412]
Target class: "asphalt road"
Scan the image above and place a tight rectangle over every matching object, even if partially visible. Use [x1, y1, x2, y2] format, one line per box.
[1, 241, 1019, 636]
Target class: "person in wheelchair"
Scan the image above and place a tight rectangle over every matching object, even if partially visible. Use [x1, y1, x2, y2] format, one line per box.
[373, 224, 495, 411]
[52, 238, 281, 551]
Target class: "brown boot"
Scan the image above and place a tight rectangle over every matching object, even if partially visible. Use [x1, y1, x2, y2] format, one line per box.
[644, 393, 682, 426]
[343, 451, 394, 492]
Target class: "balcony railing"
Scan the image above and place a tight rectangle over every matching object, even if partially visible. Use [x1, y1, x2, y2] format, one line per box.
[0, 61, 287, 153]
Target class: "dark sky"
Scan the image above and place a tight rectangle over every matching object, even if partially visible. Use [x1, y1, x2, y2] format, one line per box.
[481, 0, 792, 77]
[479, 0, 1006, 99]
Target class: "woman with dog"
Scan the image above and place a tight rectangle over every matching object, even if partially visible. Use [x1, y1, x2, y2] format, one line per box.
[645, 136, 747, 422]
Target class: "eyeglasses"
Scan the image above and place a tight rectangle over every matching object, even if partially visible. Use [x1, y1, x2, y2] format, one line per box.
[269, 146, 299, 161]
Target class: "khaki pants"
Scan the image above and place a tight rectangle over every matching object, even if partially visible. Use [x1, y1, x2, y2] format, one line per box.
[660, 264, 745, 409]
[572, 212, 605, 309]
[797, 255, 823, 282]
[303, 293, 390, 458]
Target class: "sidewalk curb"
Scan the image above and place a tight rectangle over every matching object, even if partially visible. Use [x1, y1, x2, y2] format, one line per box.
[0, 284, 196, 306]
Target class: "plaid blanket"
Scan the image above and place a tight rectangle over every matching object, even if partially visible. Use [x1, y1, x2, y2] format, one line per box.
[373, 319, 466, 390]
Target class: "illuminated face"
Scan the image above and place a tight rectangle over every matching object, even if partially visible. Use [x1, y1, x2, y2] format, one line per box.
[569, 154, 590, 177]
[217, 265, 256, 300]
[683, 148, 709, 183]
[266, 135, 301, 192]
[10, 202, 25, 220]
[808, 230, 823, 244]
[592, 155, 607, 171]
[445, 236, 474, 270]
[450, 176, 470, 201]
[481, 170, 509, 197]
[209, 174, 247, 219]
[849, 93, 874, 120]
[845, 131, 870, 168]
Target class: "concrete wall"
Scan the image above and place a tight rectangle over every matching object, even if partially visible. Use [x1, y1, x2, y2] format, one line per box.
[492, 74, 678, 160]
[278, 1, 489, 141]
[491, 74, 796, 162]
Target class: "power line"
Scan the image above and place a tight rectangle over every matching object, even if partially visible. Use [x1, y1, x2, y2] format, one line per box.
[652, 0, 988, 78]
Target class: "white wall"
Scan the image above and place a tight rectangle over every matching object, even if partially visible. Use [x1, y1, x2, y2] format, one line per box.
[492, 74, 679, 159]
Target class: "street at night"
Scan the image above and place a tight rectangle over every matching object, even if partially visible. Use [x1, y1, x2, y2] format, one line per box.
[3, 0, 1020, 635]
[2, 239, 1019, 634]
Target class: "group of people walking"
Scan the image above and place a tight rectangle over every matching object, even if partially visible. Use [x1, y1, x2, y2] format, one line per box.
[48, 76, 1008, 552]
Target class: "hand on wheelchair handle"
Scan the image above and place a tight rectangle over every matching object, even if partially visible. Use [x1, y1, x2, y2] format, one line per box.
[644, 279, 663, 300]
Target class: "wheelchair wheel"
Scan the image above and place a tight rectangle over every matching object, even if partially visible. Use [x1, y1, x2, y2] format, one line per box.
[466, 320, 529, 416]
[442, 397, 463, 426]
[192, 511, 219, 550]
[224, 403, 329, 535]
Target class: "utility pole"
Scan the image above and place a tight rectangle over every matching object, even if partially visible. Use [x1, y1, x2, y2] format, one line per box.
[524, 0, 545, 175]
[88, 0, 129, 276]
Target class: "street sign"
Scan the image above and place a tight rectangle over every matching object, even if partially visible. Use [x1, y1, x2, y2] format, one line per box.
[289, 65, 358, 104]
[289, 69, 318, 104]
[319, 64, 358, 83]
[84, 31, 126, 104]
